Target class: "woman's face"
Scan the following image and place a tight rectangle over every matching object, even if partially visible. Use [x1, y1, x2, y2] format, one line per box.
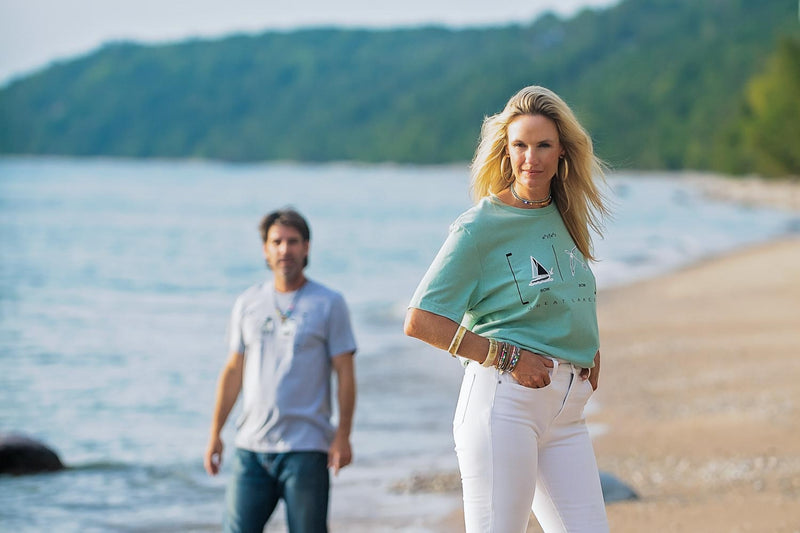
[506, 114, 564, 193]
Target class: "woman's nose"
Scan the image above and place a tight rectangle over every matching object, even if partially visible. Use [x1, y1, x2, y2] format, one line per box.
[525, 149, 536, 164]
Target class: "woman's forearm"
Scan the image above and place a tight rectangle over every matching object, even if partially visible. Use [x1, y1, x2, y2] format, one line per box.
[404, 307, 491, 364]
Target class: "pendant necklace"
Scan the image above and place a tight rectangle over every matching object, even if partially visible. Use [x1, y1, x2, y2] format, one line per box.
[274, 284, 304, 323]
[511, 183, 551, 207]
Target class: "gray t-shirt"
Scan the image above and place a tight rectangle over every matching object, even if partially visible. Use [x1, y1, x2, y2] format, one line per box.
[227, 278, 357, 453]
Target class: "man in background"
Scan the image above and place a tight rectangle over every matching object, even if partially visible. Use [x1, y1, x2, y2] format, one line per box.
[204, 208, 357, 533]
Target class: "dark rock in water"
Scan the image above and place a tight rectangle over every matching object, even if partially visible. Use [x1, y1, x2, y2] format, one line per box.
[600, 471, 638, 503]
[0, 432, 65, 475]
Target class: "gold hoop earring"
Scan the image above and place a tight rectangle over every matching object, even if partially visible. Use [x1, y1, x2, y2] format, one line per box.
[560, 157, 569, 182]
[500, 155, 513, 182]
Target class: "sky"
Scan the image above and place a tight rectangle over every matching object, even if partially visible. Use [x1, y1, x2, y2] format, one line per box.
[0, 0, 618, 85]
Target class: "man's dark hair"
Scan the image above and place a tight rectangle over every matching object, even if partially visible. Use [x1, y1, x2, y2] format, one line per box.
[259, 209, 311, 267]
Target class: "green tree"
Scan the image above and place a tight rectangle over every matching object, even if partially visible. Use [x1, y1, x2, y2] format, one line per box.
[0, 0, 797, 175]
[739, 37, 800, 176]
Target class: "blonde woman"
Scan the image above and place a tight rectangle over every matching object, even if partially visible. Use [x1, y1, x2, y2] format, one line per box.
[405, 86, 610, 532]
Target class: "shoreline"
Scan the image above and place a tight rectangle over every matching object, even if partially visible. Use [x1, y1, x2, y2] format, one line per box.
[681, 172, 800, 213]
[593, 235, 800, 532]
[6, 161, 799, 532]
[608, 170, 800, 213]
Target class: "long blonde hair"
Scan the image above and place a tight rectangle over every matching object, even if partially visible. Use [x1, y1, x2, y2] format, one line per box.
[470, 86, 609, 261]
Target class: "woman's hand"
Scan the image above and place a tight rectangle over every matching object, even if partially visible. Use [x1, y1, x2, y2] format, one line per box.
[579, 350, 601, 390]
[510, 351, 555, 388]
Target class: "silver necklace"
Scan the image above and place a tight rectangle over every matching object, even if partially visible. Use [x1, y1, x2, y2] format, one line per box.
[511, 184, 551, 207]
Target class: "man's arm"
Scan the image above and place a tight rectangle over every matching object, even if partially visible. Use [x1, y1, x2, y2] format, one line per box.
[204, 351, 244, 476]
[328, 352, 356, 476]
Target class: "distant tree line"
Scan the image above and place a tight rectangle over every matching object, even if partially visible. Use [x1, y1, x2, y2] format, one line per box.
[0, 0, 797, 177]
[714, 36, 800, 177]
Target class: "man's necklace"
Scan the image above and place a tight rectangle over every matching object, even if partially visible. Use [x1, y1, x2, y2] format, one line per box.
[511, 183, 551, 207]
[274, 284, 304, 323]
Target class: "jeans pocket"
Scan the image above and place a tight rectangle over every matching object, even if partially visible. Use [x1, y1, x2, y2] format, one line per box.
[559, 375, 594, 423]
[453, 371, 477, 430]
[502, 366, 555, 391]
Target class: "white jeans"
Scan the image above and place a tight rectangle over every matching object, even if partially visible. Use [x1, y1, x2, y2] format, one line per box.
[453, 360, 609, 533]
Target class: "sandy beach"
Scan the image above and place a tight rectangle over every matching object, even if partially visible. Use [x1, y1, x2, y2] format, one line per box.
[433, 236, 800, 532]
[594, 236, 800, 533]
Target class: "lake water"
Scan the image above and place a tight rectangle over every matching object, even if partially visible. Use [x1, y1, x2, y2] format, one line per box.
[0, 158, 797, 532]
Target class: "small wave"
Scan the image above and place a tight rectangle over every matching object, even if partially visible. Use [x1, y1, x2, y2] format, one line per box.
[67, 460, 131, 472]
[60, 460, 220, 493]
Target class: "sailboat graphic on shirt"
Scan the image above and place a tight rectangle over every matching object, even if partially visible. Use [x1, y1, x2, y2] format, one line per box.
[528, 256, 554, 286]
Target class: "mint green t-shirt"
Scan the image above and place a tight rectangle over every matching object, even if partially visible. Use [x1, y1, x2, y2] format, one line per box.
[409, 195, 599, 367]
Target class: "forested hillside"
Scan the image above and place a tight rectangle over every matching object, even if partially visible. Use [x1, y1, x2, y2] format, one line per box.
[0, 0, 797, 175]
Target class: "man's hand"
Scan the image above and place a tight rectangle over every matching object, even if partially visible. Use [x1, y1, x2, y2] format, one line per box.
[204, 436, 224, 476]
[204, 351, 243, 476]
[327, 433, 352, 476]
[329, 352, 355, 476]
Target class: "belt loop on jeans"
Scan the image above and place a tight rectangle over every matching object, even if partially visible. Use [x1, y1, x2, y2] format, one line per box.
[551, 357, 583, 375]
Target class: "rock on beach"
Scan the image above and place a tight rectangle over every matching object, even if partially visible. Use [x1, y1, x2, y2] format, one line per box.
[0, 432, 65, 475]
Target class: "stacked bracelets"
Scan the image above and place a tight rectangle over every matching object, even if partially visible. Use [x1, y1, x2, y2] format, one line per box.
[448, 325, 521, 373]
[493, 341, 521, 373]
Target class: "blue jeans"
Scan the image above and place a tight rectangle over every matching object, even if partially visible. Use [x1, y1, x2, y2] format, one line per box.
[224, 449, 329, 533]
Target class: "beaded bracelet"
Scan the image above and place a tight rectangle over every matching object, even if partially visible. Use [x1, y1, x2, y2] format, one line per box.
[497, 344, 514, 374]
[496, 342, 520, 373]
[507, 344, 521, 372]
[482, 339, 499, 367]
[496, 342, 509, 371]
[448, 325, 468, 357]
